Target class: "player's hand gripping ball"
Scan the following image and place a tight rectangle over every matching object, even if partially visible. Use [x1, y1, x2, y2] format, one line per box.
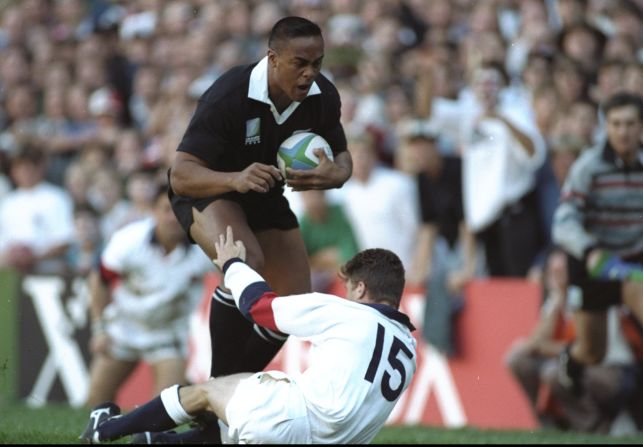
[276, 132, 334, 179]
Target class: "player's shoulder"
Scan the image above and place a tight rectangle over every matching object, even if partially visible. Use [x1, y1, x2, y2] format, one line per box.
[313, 71, 341, 101]
[106, 217, 155, 250]
[198, 62, 256, 106]
[570, 143, 607, 173]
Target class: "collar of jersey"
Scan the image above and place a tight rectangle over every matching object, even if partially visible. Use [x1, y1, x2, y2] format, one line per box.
[363, 303, 416, 332]
[602, 141, 643, 169]
[248, 56, 321, 125]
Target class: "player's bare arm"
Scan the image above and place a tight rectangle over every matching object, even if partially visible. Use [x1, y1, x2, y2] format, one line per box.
[286, 149, 352, 191]
[171, 152, 283, 197]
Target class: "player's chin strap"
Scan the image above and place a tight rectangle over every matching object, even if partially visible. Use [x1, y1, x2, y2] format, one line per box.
[160, 385, 195, 425]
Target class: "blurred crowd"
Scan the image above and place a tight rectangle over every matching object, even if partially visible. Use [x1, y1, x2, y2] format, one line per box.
[0, 0, 641, 436]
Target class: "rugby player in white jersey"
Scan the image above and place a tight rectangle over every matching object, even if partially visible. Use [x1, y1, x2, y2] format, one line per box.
[81, 226, 417, 444]
[85, 184, 213, 407]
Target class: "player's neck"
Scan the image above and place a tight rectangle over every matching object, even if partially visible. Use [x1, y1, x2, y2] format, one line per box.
[271, 94, 292, 113]
[267, 82, 292, 113]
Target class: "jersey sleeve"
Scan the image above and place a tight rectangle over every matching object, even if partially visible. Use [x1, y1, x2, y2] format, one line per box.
[552, 153, 598, 260]
[318, 81, 347, 156]
[177, 99, 235, 167]
[223, 259, 344, 337]
[99, 228, 132, 282]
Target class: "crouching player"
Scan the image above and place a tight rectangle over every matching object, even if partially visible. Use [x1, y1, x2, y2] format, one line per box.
[80, 226, 417, 444]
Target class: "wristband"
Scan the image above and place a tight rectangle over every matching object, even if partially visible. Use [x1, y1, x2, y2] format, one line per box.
[589, 252, 643, 281]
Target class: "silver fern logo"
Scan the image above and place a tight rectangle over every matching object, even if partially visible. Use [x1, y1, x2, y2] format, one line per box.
[245, 118, 261, 145]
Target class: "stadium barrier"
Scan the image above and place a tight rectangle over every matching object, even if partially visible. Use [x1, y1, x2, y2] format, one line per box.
[1, 270, 541, 429]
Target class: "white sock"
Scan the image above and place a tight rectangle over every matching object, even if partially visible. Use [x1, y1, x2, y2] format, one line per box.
[160, 384, 194, 425]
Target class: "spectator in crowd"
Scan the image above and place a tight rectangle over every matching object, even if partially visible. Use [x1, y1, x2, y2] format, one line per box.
[85, 184, 212, 407]
[543, 305, 642, 434]
[552, 55, 589, 112]
[564, 98, 600, 147]
[505, 246, 576, 427]
[0, 82, 40, 154]
[416, 56, 547, 278]
[87, 167, 134, 241]
[400, 130, 477, 356]
[0, 146, 75, 274]
[552, 92, 643, 402]
[558, 22, 606, 80]
[622, 62, 642, 95]
[463, 61, 547, 277]
[548, 134, 585, 189]
[113, 129, 145, 177]
[123, 167, 158, 223]
[507, 247, 642, 434]
[335, 131, 418, 271]
[65, 204, 102, 276]
[298, 189, 359, 293]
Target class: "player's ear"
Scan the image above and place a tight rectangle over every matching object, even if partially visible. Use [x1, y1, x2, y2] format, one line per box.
[355, 281, 366, 300]
[267, 48, 278, 67]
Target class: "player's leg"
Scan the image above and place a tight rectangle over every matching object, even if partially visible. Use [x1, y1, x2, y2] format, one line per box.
[256, 227, 311, 294]
[557, 253, 612, 394]
[182, 374, 254, 425]
[569, 311, 608, 365]
[505, 341, 546, 407]
[231, 227, 311, 372]
[150, 357, 188, 394]
[189, 199, 267, 377]
[85, 354, 137, 407]
[84, 375, 253, 443]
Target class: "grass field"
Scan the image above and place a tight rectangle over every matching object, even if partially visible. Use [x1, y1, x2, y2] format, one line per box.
[2, 401, 643, 444]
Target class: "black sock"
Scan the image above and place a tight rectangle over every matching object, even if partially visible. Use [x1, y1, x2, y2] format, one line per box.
[239, 328, 286, 371]
[98, 396, 176, 441]
[209, 287, 253, 377]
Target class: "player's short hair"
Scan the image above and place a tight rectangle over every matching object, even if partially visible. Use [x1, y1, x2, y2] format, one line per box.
[602, 91, 643, 121]
[268, 16, 322, 51]
[340, 248, 405, 309]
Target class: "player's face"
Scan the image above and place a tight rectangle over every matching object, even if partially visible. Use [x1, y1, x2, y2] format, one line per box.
[269, 35, 324, 103]
[606, 105, 642, 160]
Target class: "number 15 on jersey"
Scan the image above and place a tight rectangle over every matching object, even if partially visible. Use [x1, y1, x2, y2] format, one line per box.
[364, 323, 414, 401]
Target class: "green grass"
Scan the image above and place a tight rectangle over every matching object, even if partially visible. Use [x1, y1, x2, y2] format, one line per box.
[1, 401, 643, 444]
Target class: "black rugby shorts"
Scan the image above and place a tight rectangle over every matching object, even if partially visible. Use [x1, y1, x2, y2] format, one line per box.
[168, 182, 299, 243]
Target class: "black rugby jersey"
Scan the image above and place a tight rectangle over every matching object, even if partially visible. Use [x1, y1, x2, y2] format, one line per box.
[177, 57, 347, 190]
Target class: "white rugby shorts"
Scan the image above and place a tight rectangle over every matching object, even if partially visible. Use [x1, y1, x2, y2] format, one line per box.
[225, 371, 312, 444]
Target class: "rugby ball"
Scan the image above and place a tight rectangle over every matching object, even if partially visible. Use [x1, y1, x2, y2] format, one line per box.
[276, 132, 334, 178]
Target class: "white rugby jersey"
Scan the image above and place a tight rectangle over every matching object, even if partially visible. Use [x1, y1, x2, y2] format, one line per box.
[99, 217, 213, 348]
[223, 258, 417, 444]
